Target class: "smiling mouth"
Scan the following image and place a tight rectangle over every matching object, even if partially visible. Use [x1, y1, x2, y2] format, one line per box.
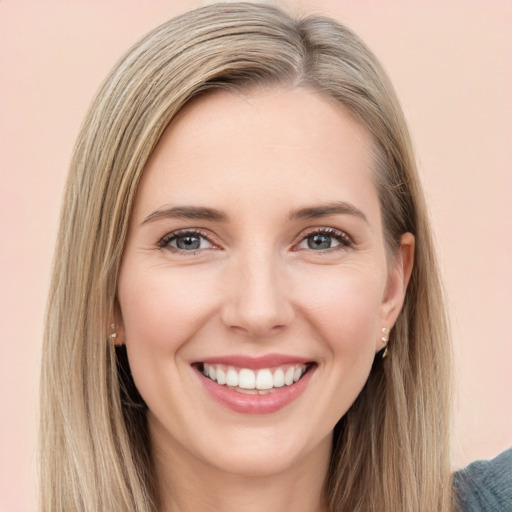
[194, 362, 316, 395]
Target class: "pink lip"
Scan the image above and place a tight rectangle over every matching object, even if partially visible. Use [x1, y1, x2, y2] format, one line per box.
[194, 353, 312, 369]
[195, 364, 316, 415]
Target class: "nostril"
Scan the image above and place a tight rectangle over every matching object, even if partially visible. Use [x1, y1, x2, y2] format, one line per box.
[228, 325, 251, 335]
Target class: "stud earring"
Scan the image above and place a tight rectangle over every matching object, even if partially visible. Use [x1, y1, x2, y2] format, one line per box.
[381, 327, 389, 358]
[109, 323, 123, 347]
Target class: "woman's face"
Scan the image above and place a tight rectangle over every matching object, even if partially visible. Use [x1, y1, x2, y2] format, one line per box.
[117, 88, 412, 478]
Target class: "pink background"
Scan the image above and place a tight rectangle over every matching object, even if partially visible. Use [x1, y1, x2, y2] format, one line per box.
[1, 1, 511, 510]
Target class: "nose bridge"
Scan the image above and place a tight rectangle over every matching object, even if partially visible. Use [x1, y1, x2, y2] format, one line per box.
[222, 244, 293, 336]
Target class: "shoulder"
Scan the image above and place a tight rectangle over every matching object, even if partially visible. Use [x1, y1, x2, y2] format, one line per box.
[453, 448, 512, 512]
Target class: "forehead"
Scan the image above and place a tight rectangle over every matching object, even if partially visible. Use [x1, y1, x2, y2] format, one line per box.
[132, 87, 380, 224]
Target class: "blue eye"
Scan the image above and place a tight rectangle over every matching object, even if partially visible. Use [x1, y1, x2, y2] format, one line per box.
[307, 233, 333, 250]
[159, 230, 215, 253]
[296, 229, 352, 251]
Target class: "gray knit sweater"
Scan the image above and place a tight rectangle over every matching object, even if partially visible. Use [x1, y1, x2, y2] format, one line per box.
[453, 449, 512, 511]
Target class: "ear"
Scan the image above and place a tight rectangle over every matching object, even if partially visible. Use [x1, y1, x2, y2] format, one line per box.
[378, 232, 415, 343]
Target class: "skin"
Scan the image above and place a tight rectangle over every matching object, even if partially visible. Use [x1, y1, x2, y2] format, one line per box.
[116, 87, 414, 512]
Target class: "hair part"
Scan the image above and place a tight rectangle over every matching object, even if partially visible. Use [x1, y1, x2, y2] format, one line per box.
[41, 3, 453, 511]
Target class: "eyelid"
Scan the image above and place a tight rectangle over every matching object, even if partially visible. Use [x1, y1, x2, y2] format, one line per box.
[292, 226, 354, 250]
[157, 228, 221, 253]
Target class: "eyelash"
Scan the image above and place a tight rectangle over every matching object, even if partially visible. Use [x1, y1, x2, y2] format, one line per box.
[157, 227, 353, 254]
[294, 227, 353, 252]
[157, 229, 217, 254]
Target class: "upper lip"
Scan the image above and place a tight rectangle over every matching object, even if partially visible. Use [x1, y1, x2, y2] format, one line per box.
[192, 353, 314, 369]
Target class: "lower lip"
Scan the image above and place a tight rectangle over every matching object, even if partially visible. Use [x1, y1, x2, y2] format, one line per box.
[196, 366, 315, 414]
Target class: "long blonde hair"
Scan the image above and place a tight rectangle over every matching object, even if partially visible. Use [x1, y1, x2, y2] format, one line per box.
[40, 3, 453, 511]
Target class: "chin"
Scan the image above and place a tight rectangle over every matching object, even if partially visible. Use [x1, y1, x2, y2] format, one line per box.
[189, 423, 332, 478]
[203, 444, 316, 478]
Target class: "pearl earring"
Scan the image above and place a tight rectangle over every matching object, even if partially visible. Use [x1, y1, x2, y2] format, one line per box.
[381, 327, 389, 358]
[109, 323, 123, 347]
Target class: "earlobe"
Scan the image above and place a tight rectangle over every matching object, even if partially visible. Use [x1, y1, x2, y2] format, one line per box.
[380, 232, 415, 328]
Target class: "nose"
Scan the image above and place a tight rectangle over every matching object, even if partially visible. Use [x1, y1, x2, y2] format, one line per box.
[220, 249, 295, 339]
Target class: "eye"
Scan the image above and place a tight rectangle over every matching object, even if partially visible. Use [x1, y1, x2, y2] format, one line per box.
[295, 228, 352, 251]
[158, 230, 216, 253]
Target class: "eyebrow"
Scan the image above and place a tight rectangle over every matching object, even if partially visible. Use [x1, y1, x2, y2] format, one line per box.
[141, 206, 229, 225]
[289, 201, 368, 223]
[141, 201, 368, 226]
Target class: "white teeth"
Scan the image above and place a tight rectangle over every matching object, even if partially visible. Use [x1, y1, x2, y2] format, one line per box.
[273, 368, 285, 388]
[239, 369, 256, 389]
[284, 367, 295, 386]
[256, 369, 273, 390]
[225, 367, 239, 387]
[237, 388, 258, 395]
[201, 362, 310, 391]
[216, 367, 226, 385]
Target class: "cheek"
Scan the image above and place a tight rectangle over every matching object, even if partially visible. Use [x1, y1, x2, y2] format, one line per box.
[287, 267, 386, 429]
[116, 265, 221, 424]
[118, 265, 219, 353]
[295, 266, 384, 356]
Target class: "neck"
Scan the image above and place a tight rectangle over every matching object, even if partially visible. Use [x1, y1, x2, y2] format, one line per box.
[152, 428, 332, 512]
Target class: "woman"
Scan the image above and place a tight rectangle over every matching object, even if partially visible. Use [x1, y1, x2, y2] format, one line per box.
[39, 3, 508, 511]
